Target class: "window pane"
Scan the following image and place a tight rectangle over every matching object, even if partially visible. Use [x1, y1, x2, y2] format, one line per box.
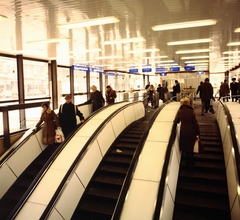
[23, 60, 49, 99]
[90, 71, 99, 90]
[74, 70, 86, 93]
[58, 67, 70, 104]
[0, 57, 18, 101]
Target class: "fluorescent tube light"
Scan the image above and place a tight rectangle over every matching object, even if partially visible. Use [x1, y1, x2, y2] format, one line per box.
[185, 60, 209, 63]
[181, 56, 209, 60]
[142, 56, 168, 59]
[227, 42, 240, 46]
[234, 28, 240, 33]
[223, 51, 240, 54]
[157, 60, 175, 63]
[152, 19, 217, 31]
[27, 38, 70, 44]
[103, 37, 145, 45]
[167, 38, 212, 45]
[187, 63, 209, 66]
[0, 14, 7, 21]
[220, 56, 240, 60]
[127, 48, 160, 53]
[176, 49, 211, 54]
[58, 16, 119, 29]
[96, 55, 123, 60]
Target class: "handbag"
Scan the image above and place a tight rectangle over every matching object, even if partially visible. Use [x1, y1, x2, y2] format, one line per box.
[55, 128, 65, 143]
[193, 138, 205, 153]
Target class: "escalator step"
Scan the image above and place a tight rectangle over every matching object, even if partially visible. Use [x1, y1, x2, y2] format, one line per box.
[118, 137, 140, 143]
[110, 148, 135, 156]
[115, 142, 138, 149]
[99, 163, 129, 174]
[85, 184, 121, 199]
[105, 155, 132, 164]
[92, 173, 125, 186]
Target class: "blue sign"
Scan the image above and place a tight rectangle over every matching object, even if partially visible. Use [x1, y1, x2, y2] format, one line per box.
[156, 67, 166, 72]
[142, 68, 152, 72]
[129, 69, 138, 73]
[170, 67, 180, 71]
[108, 72, 115, 76]
[196, 71, 205, 75]
[184, 66, 195, 71]
[72, 65, 89, 71]
[160, 72, 167, 76]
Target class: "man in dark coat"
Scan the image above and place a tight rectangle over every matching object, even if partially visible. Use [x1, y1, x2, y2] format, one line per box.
[220, 79, 230, 102]
[230, 78, 238, 102]
[59, 95, 85, 138]
[105, 85, 117, 104]
[174, 97, 200, 164]
[172, 80, 180, 101]
[85, 85, 105, 112]
[200, 78, 214, 115]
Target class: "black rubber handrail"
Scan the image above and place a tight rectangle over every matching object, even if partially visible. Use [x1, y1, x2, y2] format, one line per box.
[39, 101, 144, 220]
[219, 100, 240, 184]
[6, 102, 112, 220]
[112, 99, 173, 219]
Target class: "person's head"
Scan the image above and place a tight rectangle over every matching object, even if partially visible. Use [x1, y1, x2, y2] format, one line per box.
[65, 94, 72, 104]
[41, 102, 49, 111]
[180, 97, 190, 105]
[204, 78, 209, 82]
[158, 84, 161, 87]
[175, 80, 178, 84]
[224, 79, 227, 83]
[200, 81, 203, 85]
[106, 85, 111, 91]
[90, 85, 97, 92]
[232, 78, 236, 81]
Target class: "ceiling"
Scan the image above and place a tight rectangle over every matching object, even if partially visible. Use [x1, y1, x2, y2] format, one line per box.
[0, 0, 240, 74]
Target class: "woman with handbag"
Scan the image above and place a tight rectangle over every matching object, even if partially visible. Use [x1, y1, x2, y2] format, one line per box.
[34, 102, 61, 145]
[174, 97, 200, 165]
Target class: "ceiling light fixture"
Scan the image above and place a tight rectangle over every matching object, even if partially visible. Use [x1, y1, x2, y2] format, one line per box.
[176, 49, 211, 54]
[186, 63, 209, 66]
[157, 60, 175, 63]
[227, 42, 240, 46]
[103, 37, 145, 45]
[127, 48, 160, 53]
[142, 56, 168, 59]
[185, 60, 209, 63]
[234, 28, 240, 33]
[27, 38, 70, 44]
[167, 38, 212, 45]
[96, 55, 123, 60]
[58, 16, 119, 29]
[152, 19, 217, 31]
[181, 56, 209, 59]
[223, 51, 240, 54]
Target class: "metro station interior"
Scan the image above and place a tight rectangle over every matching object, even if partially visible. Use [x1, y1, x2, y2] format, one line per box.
[0, 0, 240, 219]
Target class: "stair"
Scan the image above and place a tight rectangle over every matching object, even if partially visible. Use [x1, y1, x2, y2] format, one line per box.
[0, 144, 59, 219]
[71, 117, 152, 220]
[173, 121, 231, 220]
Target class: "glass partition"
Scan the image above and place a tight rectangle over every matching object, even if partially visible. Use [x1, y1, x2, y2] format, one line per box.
[58, 67, 70, 104]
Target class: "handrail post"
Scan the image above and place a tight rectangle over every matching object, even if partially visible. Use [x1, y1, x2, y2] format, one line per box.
[2, 106, 10, 148]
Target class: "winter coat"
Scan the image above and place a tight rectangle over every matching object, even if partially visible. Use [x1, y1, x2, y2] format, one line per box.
[200, 82, 213, 102]
[59, 102, 85, 137]
[220, 82, 230, 97]
[36, 107, 60, 145]
[85, 90, 105, 112]
[174, 104, 200, 152]
[105, 89, 117, 104]
[230, 82, 238, 96]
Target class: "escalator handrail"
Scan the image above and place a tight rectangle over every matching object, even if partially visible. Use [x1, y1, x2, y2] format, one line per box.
[218, 100, 240, 184]
[34, 101, 144, 220]
[6, 102, 113, 220]
[112, 99, 173, 219]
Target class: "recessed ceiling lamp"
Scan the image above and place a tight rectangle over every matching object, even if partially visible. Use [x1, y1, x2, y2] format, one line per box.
[227, 42, 240, 46]
[167, 38, 212, 46]
[185, 60, 209, 63]
[142, 56, 168, 59]
[176, 49, 211, 54]
[223, 51, 240, 54]
[0, 14, 7, 21]
[152, 19, 217, 31]
[127, 48, 160, 53]
[234, 28, 240, 33]
[103, 37, 145, 45]
[27, 38, 70, 44]
[181, 56, 209, 59]
[58, 16, 119, 29]
[96, 55, 123, 59]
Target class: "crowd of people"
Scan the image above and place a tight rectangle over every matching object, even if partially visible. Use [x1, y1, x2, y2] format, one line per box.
[34, 85, 117, 146]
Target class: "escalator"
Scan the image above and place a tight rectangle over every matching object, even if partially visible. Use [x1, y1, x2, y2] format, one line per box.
[71, 107, 156, 219]
[0, 143, 60, 219]
[173, 105, 231, 219]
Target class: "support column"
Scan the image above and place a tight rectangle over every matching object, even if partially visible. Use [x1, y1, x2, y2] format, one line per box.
[50, 60, 58, 109]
